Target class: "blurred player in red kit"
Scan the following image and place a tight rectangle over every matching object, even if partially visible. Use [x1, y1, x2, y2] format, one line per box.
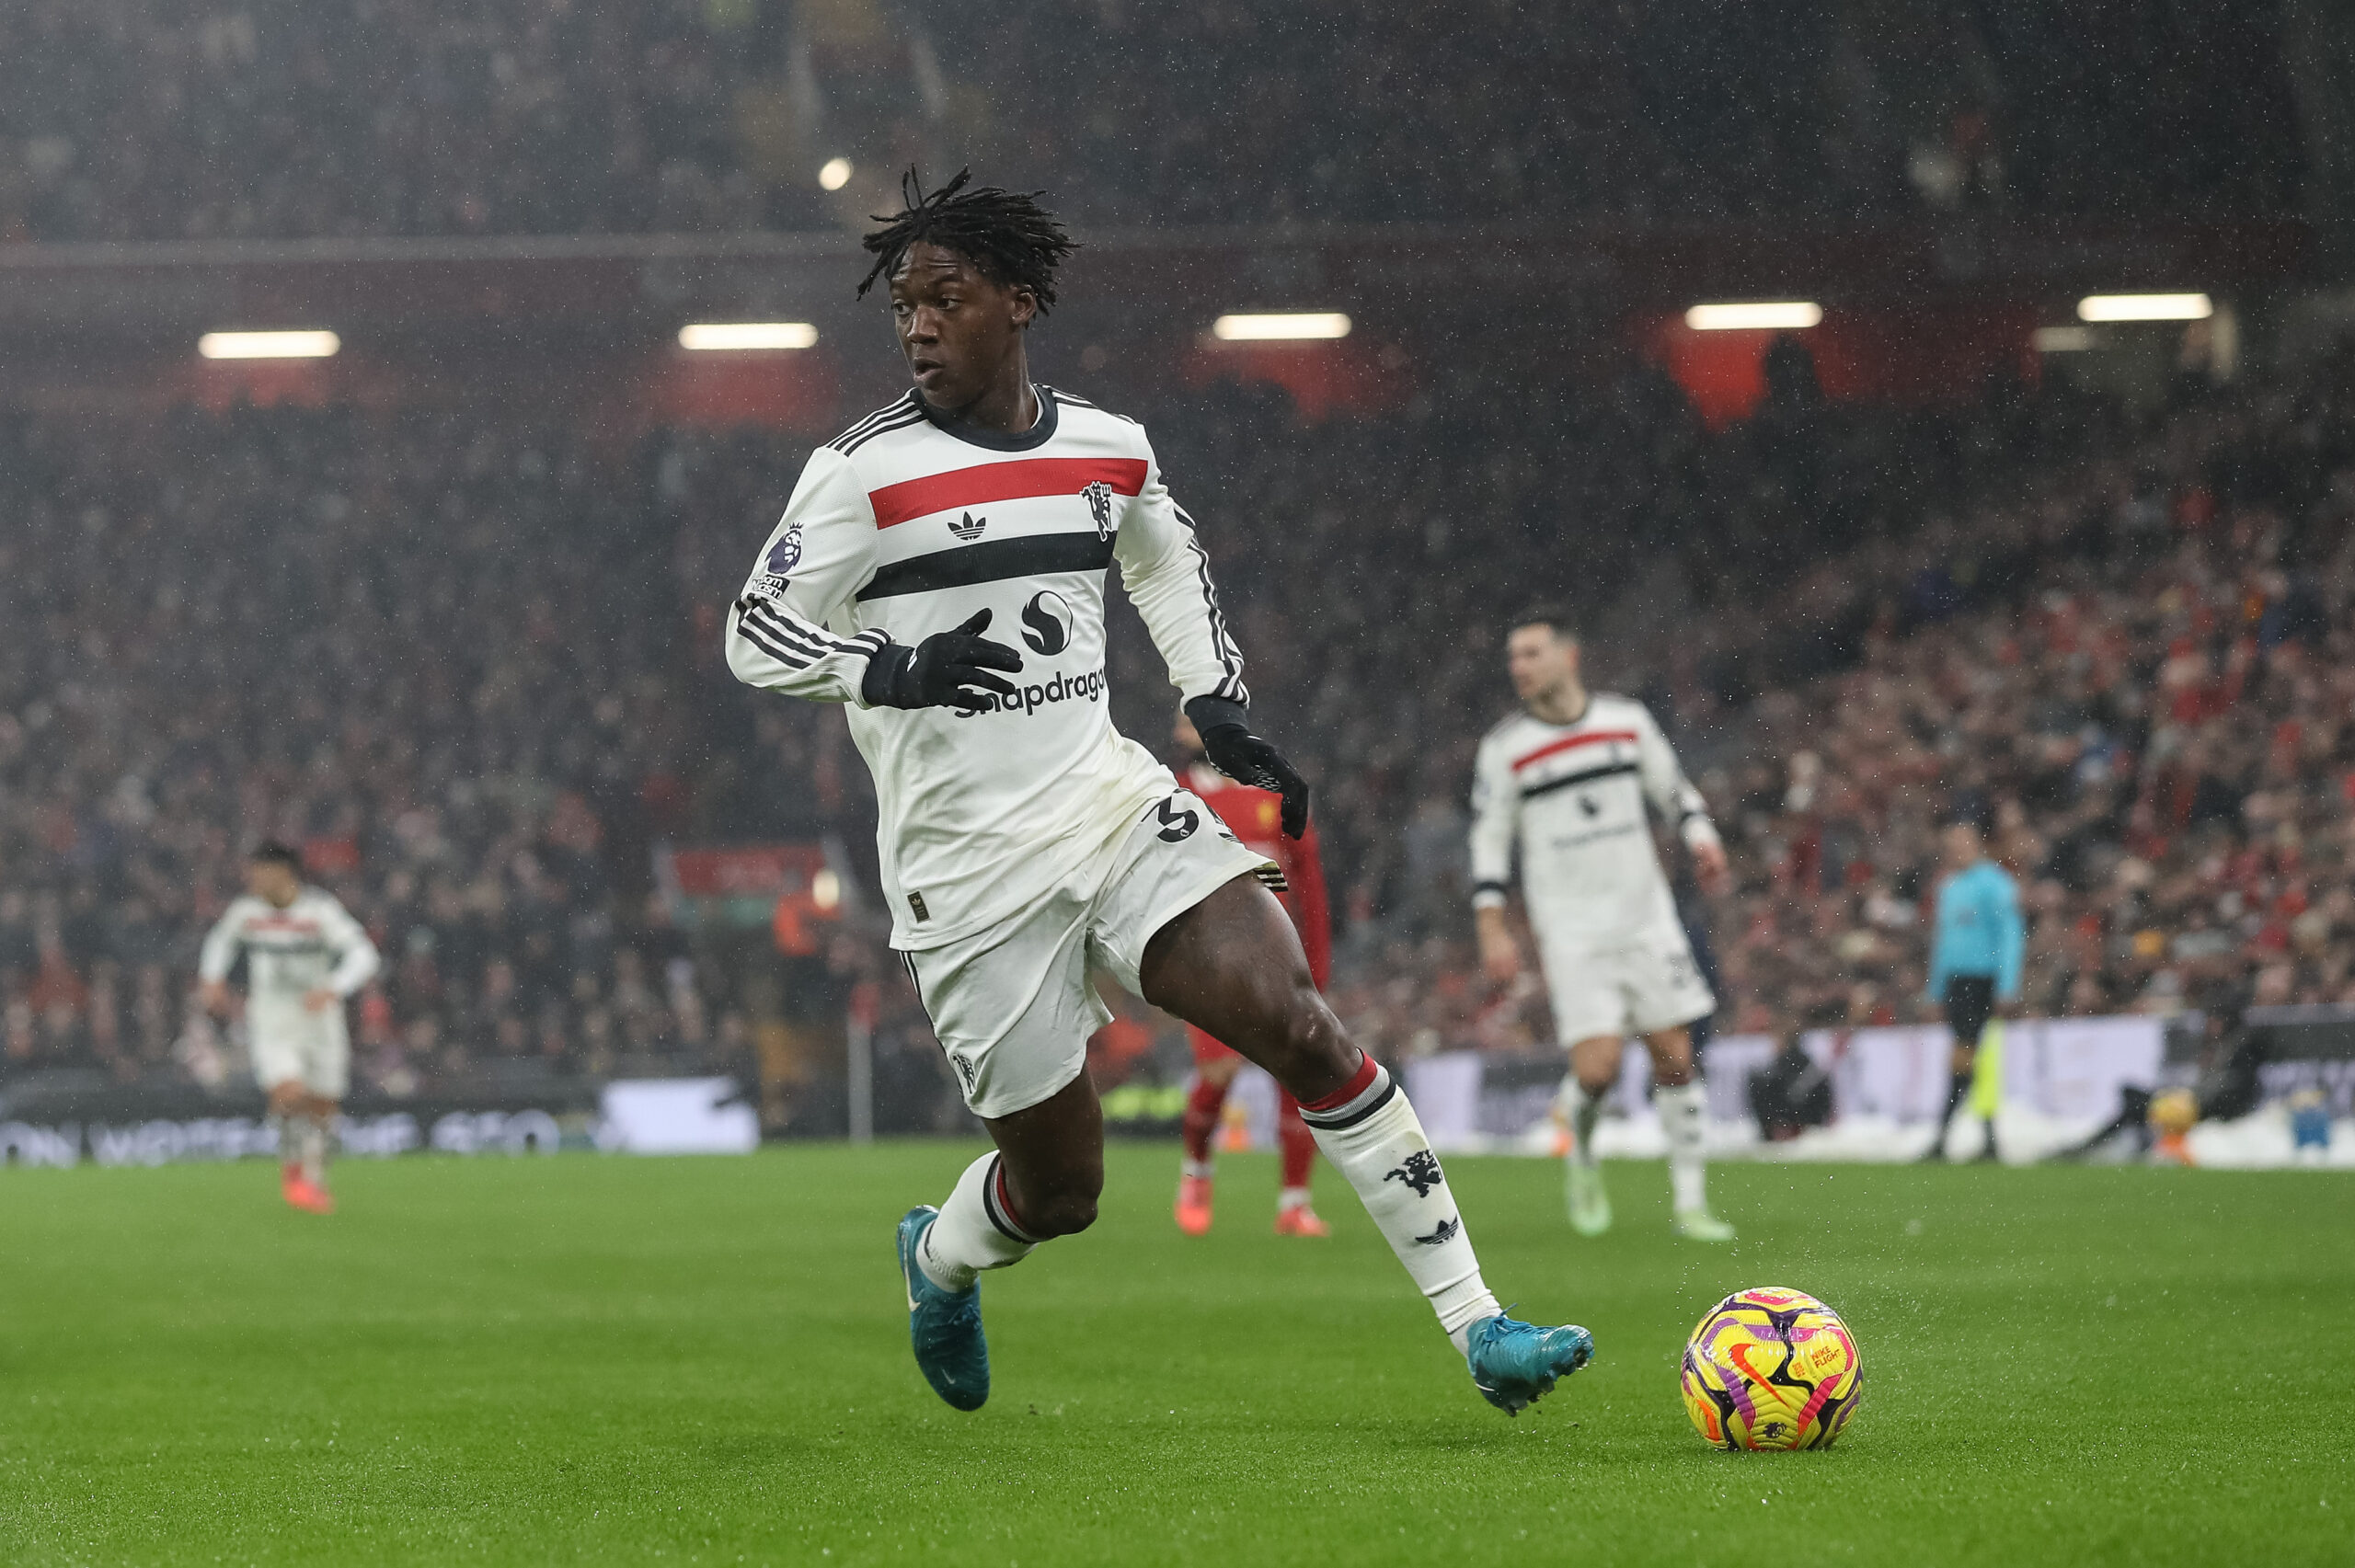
[1171, 709, 1332, 1236]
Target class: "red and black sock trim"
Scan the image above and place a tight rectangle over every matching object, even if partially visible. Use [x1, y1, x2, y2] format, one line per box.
[1296, 1052, 1396, 1131]
[982, 1155, 1043, 1244]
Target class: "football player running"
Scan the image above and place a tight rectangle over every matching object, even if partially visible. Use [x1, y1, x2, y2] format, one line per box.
[1470, 609, 1736, 1241]
[198, 841, 381, 1214]
[724, 170, 1593, 1415]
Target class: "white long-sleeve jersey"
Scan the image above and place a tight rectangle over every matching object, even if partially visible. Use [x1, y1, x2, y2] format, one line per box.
[724, 386, 1248, 950]
[198, 887, 382, 1005]
[1468, 692, 1719, 948]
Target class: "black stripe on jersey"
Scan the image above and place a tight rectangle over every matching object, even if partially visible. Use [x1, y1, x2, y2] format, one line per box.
[740, 600, 844, 661]
[827, 392, 917, 445]
[826, 395, 923, 453]
[1174, 503, 1248, 703]
[1040, 386, 1140, 425]
[854, 531, 1114, 601]
[737, 602, 879, 669]
[1519, 760, 1639, 799]
[836, 407, 926, 455]
[735, 607, 820, 670]
[824, 399, 905, 452]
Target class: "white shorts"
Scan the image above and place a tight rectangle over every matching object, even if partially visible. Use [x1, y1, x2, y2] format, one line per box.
[248, 1008, 351, 1099]
[1538, 928, 1715, 1047]
[902, 787, 1274, 1118]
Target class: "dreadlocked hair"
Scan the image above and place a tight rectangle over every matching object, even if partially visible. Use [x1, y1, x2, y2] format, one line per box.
[856, 167, 1076, 312]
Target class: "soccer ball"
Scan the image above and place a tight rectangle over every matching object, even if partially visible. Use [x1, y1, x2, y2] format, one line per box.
[1680, 1287, 1861, 1451]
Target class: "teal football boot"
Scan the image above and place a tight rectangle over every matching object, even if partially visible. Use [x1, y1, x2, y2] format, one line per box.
[896, 1207, 990, 1411]
[1465, 1313, 1595, 1415]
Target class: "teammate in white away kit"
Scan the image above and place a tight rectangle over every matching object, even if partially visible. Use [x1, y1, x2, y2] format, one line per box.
[199, 841, 380, 1214]
[1470, 609, 1736, 1241]
[725, 169, 1595, 1416]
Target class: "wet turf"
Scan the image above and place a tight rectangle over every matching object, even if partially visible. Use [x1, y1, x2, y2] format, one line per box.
[0, 1144, 2347, 1565]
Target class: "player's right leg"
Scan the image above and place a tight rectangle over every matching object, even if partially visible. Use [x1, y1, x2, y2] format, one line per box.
[894, 895, 1103, 1411]
[252, 1024, 330, 1213]
[1536, 936, 1630, 1235]
[290, 1024, 350, 1211]
[1561, 1034, 1624, 1237]
[1178, 1036, 1241, 1234]
[262, 1079, 331, 1213]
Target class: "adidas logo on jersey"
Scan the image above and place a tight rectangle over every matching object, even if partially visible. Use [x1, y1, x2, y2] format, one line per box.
[949, 511, 987, 541]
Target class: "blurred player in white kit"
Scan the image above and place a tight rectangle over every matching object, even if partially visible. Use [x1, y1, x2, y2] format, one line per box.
[199, 841, 380, 1214]
[1470, 609, 1736, 1241]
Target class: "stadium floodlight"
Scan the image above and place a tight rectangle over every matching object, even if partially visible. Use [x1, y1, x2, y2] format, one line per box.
[2034, 326, 2095, 353]
[2077, 292, 2212, 323]
[819, 157, 854, 191]
[1683, 302, 1822, 332]
[198, 330, 340, 360]
[1211, 312, 1352, 341]
[677, 322, 819, 351]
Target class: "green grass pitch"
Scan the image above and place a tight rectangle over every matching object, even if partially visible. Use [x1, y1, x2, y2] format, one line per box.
[0, 1144, 2348, 1566]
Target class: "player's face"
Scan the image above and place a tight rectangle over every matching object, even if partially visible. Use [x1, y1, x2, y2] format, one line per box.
[888, 242, 1038, 414]
[1943, 823, 1982, 869]
[1506, 624, 1578, 703]
[246, 861, 300, 907]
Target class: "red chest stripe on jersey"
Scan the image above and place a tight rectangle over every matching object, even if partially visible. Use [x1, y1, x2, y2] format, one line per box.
[867, 458, 1148, 529]
[248, 915, 321, 934]
[1511, 729, 1637, 772]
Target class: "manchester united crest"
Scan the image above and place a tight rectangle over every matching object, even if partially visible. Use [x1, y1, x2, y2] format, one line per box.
[1081, 480, 1115, 540]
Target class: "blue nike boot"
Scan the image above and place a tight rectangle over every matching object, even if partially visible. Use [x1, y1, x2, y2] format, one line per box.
[896, 1207, 990, 1411]
[1465, 1313, 1595, 1415]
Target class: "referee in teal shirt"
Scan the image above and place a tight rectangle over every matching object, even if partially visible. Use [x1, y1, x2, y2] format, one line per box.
[1923, 818, 2024, 1161]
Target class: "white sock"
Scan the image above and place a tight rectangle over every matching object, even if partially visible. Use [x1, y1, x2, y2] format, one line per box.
[1181, 1158, 1215, 1180]
[916, 1152, 1038, 1294]
[1278, 1185, 1311, 1211]
[1560, 1075, 1605, 1167]
[299, 1116, 330, 1185]
[1300, 1059, 1502, 1358]
[1658, 1080, 1708, 1213]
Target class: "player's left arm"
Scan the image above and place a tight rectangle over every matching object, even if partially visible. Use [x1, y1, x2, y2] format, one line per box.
[1633, 704, 1727, 893]
[320, 898, 383, 1003]
[1114, 438, 1309, 836]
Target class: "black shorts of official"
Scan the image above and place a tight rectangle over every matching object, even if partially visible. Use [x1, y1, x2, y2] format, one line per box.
[1942, 975, 1996, 1051]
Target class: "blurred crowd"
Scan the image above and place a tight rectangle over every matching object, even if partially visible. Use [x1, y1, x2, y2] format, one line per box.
[1, 0, 794, 243]
[1328, 345, 2355, 1064]
[0, 406, 718, 1093]
[1698, 350, 2355, 1038]
[7, 334, 2355, 1111]
[0, 0, 2301, 243]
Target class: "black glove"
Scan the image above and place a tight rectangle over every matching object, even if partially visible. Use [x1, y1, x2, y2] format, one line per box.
[1186, 695, 1310, 839]
[863, 610, 1024, 714]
